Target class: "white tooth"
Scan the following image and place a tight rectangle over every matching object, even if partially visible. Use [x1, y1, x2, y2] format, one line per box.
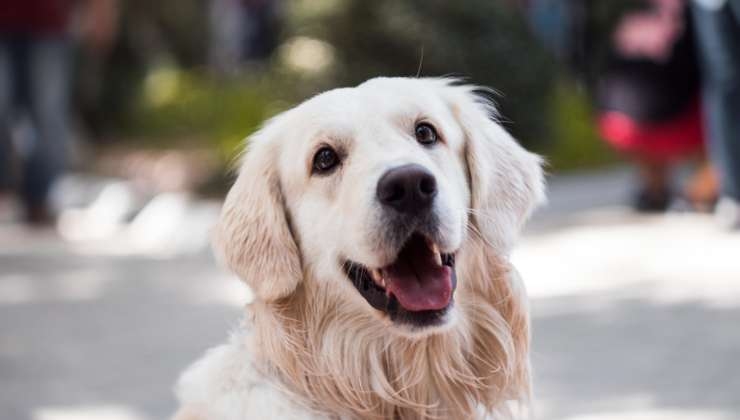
[427, 240, 442, 266]
[431, 243, 439, 254]
[370, 269, 383, 285]
[433, 251, 442, 266]
[425, 237, 437, 252]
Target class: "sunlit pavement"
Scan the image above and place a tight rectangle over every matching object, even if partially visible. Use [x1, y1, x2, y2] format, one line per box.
[1, 168, 739, 420]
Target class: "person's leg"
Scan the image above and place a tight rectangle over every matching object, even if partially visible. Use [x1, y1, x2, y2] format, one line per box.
[691, 2, 740, 209]
[22, 38, 71, 222]
[634, 158, 672, 212]
[685, 158, 719, 211]
[0, 40, 16, 192]
[731, 0, 740, 22]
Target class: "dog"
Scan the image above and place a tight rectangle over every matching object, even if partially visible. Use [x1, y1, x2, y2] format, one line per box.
[173, 77, 545, 420]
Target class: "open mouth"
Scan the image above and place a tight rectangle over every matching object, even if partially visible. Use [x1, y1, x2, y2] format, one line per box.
[343, 233, 457, 328]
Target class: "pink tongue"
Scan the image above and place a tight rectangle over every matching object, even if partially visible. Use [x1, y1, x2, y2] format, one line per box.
[383, 239, 452, 312]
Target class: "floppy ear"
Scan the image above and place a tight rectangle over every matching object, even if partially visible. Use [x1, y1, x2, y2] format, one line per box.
[213, 129, 302, 301]
[446, 84, 546, 253]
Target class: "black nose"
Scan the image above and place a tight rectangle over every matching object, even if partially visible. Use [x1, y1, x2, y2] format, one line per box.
[376, 164, 437, 214]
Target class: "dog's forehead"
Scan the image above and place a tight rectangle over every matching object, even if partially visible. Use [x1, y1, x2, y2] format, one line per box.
[297, 79, 451, 128]
[272, 78, 467, 173]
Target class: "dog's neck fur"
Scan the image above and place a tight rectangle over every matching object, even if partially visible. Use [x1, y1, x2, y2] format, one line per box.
[246, 236, 530, 420]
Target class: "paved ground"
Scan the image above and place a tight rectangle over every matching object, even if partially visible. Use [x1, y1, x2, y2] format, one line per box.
[1, 167, 739, 420]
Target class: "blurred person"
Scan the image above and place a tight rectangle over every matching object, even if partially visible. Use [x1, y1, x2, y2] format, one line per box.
[209, 0, 246, 73]
[520, 0, 573, 59]
[596, 0, 716, 212]
[209, 0, 281, 74]
[691, 0, 740, 229]
[0, 0, 117, 226]
[516, 0, 717, 212]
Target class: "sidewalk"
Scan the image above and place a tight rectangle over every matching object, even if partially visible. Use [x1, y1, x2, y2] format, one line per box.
[1, 168, 739, 420]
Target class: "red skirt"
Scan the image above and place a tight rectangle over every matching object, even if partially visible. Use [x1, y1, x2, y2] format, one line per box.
[598, 99, 704, 163]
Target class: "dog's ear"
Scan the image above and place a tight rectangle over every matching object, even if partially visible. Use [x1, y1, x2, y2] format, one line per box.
[213, 128, 302, 301]
[445, 83, 545, 253]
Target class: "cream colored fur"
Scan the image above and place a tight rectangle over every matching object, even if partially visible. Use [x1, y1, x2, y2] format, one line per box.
[174, 77, 545, 420]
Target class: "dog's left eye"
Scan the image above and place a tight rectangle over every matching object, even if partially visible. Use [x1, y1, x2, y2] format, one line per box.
[312, 147, 340, 174]
[415, 123, 438, 145]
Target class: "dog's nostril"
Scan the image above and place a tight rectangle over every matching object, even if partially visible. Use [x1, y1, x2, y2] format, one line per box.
[419, 175, 437, 196]
[385, 184, 405, 203]
[377, 164, 437, 214]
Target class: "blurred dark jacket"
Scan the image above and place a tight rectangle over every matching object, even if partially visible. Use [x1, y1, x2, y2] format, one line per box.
[0, 0, 74, 35]
[598, 0, 700, 123]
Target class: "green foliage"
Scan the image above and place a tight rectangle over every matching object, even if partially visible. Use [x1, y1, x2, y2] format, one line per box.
[123, 69, 291, 160]
[291, 0, 557, 150]
[107, 0, 632, 172]
[124, 0, 209, 66]
[542, 81, 618, 171]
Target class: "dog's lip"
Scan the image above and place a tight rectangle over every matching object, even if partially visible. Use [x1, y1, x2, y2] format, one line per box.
[342, 233, 457, 324]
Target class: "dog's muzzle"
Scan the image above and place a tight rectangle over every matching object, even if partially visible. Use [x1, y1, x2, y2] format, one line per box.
[341, 164, 457, 329]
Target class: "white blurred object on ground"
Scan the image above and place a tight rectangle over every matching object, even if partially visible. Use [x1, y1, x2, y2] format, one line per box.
[50, 173, 221, 256]
[714, 196, 740, 230]
[33, 405, 150, 420]
[515, 209, 740, 307]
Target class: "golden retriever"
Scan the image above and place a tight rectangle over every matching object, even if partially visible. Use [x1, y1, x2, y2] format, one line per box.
[173, 77, 545, 420]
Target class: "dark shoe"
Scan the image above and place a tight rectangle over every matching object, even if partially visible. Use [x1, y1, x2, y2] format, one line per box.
[633, 188, 671, 213]
[25, 203, 55, 227]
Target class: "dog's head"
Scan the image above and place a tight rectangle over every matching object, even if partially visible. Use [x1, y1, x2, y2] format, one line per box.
[216, 77, 544, 335]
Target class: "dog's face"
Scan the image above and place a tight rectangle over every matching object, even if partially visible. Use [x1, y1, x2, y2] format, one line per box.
[216, 78, 544, 335]
[279, 79, 472, 331]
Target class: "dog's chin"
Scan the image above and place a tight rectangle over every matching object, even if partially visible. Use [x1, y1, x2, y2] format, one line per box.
[342, 232, 458, 336]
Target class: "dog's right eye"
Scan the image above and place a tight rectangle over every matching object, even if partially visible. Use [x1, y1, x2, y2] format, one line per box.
[415, 122, 438, 146]
[312, 147, 340, 174]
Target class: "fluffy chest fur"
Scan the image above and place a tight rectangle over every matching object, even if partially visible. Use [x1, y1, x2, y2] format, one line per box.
[175, 239, 530, 420]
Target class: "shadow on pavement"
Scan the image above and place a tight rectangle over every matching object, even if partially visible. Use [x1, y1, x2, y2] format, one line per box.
[533, 292, 740, 419]
[0, 251, 243, 420]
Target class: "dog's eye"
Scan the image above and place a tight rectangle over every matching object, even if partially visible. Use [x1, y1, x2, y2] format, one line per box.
[312, 147, 340, 174]
[415, 123, 438, 145]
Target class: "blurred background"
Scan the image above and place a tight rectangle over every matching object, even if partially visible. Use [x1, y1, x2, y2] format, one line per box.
[1, 0, 739, 419]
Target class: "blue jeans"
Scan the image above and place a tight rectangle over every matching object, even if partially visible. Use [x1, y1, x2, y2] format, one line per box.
[692, 0, 740, 200]
[0, 36, 71, 207]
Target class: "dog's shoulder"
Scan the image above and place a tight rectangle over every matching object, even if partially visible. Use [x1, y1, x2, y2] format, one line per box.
[174, 328, 326, 420]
